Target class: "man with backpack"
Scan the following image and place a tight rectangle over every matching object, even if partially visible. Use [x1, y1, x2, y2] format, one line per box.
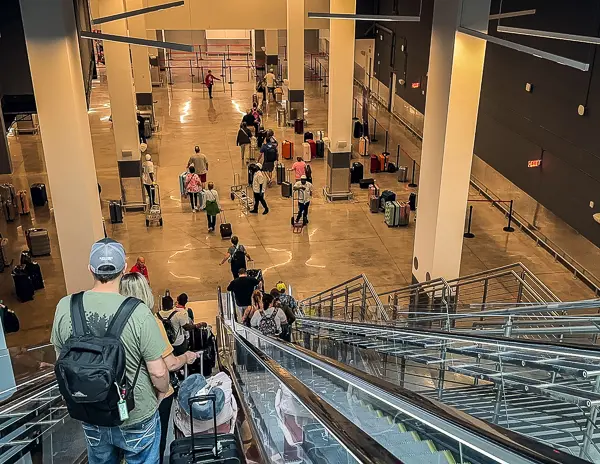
[51, 238, 170, 464]
[220, 235, 252, 279]
[158, 297, 192, 356]
[227, 268, 259, 319]
[249, 163, 269, 215]
[272, 283, 297, 342]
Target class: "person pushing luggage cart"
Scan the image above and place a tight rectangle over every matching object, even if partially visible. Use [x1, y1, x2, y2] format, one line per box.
[292, 175, 312, 226]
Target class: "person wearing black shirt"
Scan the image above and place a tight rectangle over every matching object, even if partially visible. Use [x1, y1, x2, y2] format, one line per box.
[227, 268, 259, 318]
[242, 110, 256, 135]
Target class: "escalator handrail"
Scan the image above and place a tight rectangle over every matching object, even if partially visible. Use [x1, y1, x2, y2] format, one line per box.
[228, 323, 402, 464]
[254, 324, 586, 464]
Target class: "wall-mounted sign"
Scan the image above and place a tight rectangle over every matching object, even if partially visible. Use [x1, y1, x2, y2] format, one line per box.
[528, 159, 542, 168]
[411, 82, 420, 89]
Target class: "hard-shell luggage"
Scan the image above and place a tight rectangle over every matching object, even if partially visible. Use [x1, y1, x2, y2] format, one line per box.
[109, 200, 123, 224]
[2, 200, 16, 223]
[220, 212, 232, 239]
[316, 130, 324, 140]
[25, 260, 44, 290]
[16, 191, 30, 215]
[246, 261, 263, 283]
[315, 139, 325, 158]
[179, 172, 187, 197]
[249, 137, 258, 161]
[188, 325, 217, 376]
[369, 196, 379, 213]
[26, 228, 51, 257]
[409, 192, 417, 211]
[398, 201, 410, 226]
[385, 201, 399, 227]
[282, 140, 293, 160]
[398, 166, 409, 183]
[0, 184, 16, 205]
[353, 120, 363, 138]
[308, 139, 316, 158]
[370, 154, 380, 173]
[379, 190, 396, 210]
[359, 178, 374, 189]
[368, 184, 379, 198]
[302, 143, 311, 162]
[304, 131, 313, 141]
[350, 162, 363, 184]
[276, 164, 286, 185]
[378, 153, 387, 172]
[169, 394, 242, 464]
[12, 266, 34, 302]
[143, 119, 152, 139]
[294, 119, 304, 134]
[358, 136, 369, 156]
[0, 238, 9, 272]
[281, 170, 292, 198]
[30, 183, 47, 207]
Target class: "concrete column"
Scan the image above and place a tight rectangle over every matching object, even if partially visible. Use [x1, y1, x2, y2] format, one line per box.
[126, 0, 152, 107]
[254, 29, 266, 72]
[287, 0, 305, 113]
[265, 29, 279, 70]
[0, 109, 12, 175]
[325, 0, 355, 200]
[100, 0, 140, 159]
[412, 0, 490, 283]
[20, 0, 104, 293]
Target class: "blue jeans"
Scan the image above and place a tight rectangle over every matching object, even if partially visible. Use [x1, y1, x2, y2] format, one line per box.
[82, 410, 161, 464]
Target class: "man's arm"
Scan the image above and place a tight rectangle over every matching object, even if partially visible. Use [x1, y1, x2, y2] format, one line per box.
[138, 309, 169, 393]
[163, 351, 196, 372]
[146, 357, 170, 393]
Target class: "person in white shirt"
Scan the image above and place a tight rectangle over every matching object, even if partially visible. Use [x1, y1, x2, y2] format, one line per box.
[142, 152, 156, 205]
[204, 182, 221, 232]
[264, 71, 276, 99]
[250, 163, 269, 215]
[250, 294, 286, 335]
[293, 175, 313, 224]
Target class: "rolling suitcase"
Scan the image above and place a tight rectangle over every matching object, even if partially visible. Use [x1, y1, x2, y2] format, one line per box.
[26, 228, 51, 256]
[378, 153, 387, 172]
[246, 261, 263, 283]
[302, 143, 311, 162]
[398, 202, 410, 226]
[315, 139, 325, 158]
[304, 131, 313, 141]
[169, 394, 242, 464]
[308, 139, 316, 158]
[294, 119, 304, 134]
[30, 183, 47, 207]
[315, 130, 324, 140]
[219, 212, 232, 239]
[109, 200, 123, 224]
[144, 120, 152, 139]
[12, 266, 34, 302]
[350, 162, 363, 184]
[16, 191, 30, 215]
[247, 163, 257, 186]
[0, 184, 16, 205]
[359, 178, 374, 189]
[385, 201, 399, 227]
[25, 260, 44, 290]
[398, 166, 408, 183]
[409, 192, 417, 211]
[179, 172, 188, 197]
[0, 238, 9, 272]
[249, 137, 258, 161]
[282, 140, 293, 160]
[387, 162, 398, 173]
[281, 170, 292, 198]
[276, 163, 286, 185]
[2, 200, 16, 223]
[369, 196, 379, 213]
[379, 190, 396, 211]
[370, 154, 380, 173]
[358, 136, 369, 156]
[353, 120, 363, 138]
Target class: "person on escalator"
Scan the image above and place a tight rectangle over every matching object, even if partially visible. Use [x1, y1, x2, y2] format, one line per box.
[227, 268, 259, 318]
[251, 293, 286, 336]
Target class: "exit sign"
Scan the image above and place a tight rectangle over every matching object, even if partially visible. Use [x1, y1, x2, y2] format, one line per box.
[411, 82, 420, 89]
[528, 159, 542, 168]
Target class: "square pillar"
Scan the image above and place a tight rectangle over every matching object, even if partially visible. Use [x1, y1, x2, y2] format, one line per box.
[287, 0, 305, 116]
[126, 0, 152, 107]
[265, 29, 279, 70]
[412, 0, 490, 283]
[0, 109, 12, 175]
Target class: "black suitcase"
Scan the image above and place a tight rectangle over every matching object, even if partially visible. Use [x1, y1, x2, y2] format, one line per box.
[20, 251, 44, 290]
[281, 181, 292, 198]
[294, 119, 304, 134]
[169, 394, 242, 464]
[109, 200, 123, 224]
[303, 131, 313, 141]
[315, 139, 325, 158]
[188, 325, 216, 376]
[409, 192, 417, 211]
[246, 268, 263, 283]
[1, 200, 16, 223]
[359, 178, 374, 189]
[276, 164, 286, 185]
[12, 266, 34, 302]
[220, 212, 232, 239]
[353, 120, 363, 138]
[30, 183, 48, 207]
[350, 163, 363, 184]
[379, 190, 396, 211]
[26, 228, 51, 257]
[248, 163, 258, 186]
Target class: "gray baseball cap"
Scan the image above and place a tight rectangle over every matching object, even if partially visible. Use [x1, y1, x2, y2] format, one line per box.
[89, 238, 126, 275]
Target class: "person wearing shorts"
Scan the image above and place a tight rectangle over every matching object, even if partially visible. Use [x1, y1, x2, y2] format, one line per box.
[259, 142, 278, 184]
[187, 146, 209, 189]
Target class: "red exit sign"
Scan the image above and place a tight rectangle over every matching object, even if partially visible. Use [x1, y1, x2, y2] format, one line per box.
[528, 159, 542, 168]
[411, 82, 420, 89]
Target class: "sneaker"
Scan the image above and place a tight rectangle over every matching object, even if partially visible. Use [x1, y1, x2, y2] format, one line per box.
[263, 209, 269, 215]
[249, 210, 258, 214]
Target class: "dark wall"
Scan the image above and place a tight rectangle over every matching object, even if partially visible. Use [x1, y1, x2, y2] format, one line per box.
[357, 0, 600, 248]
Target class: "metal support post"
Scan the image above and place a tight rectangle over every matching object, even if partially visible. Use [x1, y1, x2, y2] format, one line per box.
[392, 293, 398, 321]
[399, 356, 406, 388]
[360, 282, 367, 321]
[353, 98, 358, 121]
[437, 342, 447, 400]
[344, 287, 349, 320]
[464, 205, 475, 238]
[408, 160, 417, 187]
[581, 376, 600, 458]
[329, 291, 334, 319]
[318, 295, 322, 318]
[492, 386, 503, 424]
[503, 200, 515, 232]
[504, 316, 513, 338]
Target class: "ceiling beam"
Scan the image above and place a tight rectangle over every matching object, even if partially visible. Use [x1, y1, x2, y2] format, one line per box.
[307, 13, 420, 22]
[80, 31, 193, 52]
[489, 9, 536, 20]
[497, 25, 600, 45]
[458, 27, 589, 72]
[91, 1, 184, 25]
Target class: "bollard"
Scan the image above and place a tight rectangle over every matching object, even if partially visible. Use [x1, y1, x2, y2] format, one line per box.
[408, 160, 418, 187]
[503, 200, 515, 232]
[464, 205, 475, 238]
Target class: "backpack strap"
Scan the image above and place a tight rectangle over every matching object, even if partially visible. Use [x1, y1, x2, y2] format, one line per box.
[105, 297, 142, 339]
[167, 311, 177, 321]
[70, 291, 89, 337]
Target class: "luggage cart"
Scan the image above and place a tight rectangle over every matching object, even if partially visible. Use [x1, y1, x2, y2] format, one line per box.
[290, 189, 305, 233]
[230, 173, 254, 212]
[145, 184, 163, 227]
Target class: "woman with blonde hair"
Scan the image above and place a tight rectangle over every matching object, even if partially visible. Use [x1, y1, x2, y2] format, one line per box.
[119, 272, 196, 464]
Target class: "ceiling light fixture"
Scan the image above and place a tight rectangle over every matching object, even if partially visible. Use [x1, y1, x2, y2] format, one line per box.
[497, 25, 600, 45]
[80, 31, 193, 52]
[457, 27, 589, 72]
[91, 0, 184, 25]
[307, 12, 420, 22]
[489, 9, 536, 20]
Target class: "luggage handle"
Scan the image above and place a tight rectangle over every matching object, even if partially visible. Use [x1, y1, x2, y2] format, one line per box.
[188, 393, 220, 458]
[219, 210, 227, 224]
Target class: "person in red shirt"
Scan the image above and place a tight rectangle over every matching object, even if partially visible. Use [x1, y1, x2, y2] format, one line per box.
[130, 256, 149, 282]
[204, 70, 220, 99]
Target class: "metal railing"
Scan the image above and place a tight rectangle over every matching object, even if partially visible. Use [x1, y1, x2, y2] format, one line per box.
[299, 274, 387, 322]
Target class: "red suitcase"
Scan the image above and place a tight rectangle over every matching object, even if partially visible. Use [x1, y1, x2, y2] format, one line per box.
[370, 154, 380, 173]
[308, 139, 316, 158]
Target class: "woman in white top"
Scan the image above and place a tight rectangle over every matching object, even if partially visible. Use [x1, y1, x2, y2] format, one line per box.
[142, 152, 156, 205]
[250, 294, 287, 335]
[204, 181, 221, 233]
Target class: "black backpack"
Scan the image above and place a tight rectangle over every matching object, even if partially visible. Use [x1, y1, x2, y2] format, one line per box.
[158, 311, 178, 344]
[55, 292, 143, 427]
[231, 246, 246, 270]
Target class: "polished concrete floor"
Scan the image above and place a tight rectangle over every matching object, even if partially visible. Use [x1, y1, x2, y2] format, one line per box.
[0, 65, 595, 359]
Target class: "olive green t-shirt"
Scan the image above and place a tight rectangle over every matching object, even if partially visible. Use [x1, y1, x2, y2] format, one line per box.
[51, 291, 167, 426]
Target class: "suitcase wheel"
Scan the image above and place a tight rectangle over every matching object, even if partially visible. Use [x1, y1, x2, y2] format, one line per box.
[230, 192, 235, 201]
[146, 219, 150, 227]
[159, 218, 163, 226]
[291, 216, 295, 226]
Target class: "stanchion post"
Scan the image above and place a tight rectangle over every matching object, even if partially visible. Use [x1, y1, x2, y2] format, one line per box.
[228, 65, 234, 85]
[396, 144, 400, 167]
[371, 117, 378, 142]
[247, 54, 250, 82]
[227, 45, 231, 61]
[318, 62, 323, 81]
[464, 205, 475, 238]
[384, 130, 389, 154]
[408, 160, 418, 187]
[323, 70, 328, 88]
[220, 55, 226, 78]
[353, 98, 358, 121]
[503, 200, 515, 232]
